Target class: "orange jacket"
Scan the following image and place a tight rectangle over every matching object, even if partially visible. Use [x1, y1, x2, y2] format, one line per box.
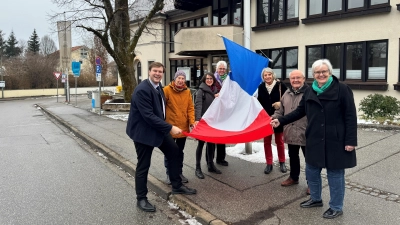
[163, 82, 195, 138]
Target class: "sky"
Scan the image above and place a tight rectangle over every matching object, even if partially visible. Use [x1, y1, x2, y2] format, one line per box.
[0, 0, 82, 48]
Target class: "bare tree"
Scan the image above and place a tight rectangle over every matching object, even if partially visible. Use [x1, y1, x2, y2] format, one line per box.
[51, 0, 165, 102]
[40, 35, 58, 56]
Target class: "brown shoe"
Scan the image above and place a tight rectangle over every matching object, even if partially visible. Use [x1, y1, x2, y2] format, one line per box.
[281, 177, 299, 186]
[306, 187, 310, 195]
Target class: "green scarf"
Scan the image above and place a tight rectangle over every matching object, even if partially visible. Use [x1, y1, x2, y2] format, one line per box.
[312, 76, 333, 95]
[220, 74, 227, 81]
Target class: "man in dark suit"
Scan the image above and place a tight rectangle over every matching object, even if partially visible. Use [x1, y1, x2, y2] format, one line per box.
[126, 62, 197, 212]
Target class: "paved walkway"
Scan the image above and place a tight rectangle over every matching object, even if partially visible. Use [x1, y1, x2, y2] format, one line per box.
[37, 96, 400, 225]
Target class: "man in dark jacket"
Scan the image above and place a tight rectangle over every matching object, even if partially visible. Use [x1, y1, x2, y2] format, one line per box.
[126, 62, 196, 213]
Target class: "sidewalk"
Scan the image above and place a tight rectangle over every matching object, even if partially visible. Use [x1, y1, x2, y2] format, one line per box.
[38, 96, 400, 225]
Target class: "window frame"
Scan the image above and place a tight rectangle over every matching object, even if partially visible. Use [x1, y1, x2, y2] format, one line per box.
[303, 0, 391, 24]
[305, 40, 388, 90]
[256, 47, 299, 81]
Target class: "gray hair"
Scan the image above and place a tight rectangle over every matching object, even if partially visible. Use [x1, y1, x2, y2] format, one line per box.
[260, 67, 276, 80]
[289, 70, 305, 78]
[311, 59, 333, 75]
[216, 61, 227, 69]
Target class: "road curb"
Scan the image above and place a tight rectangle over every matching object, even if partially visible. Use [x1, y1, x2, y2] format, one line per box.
[37, 103, 226, 225]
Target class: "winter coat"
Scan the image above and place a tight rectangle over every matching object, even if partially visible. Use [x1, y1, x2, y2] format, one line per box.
[278, 76, 357, 169]
[195, 82, 218, 121]
[163, 82, 195, 138]
[126, 79, 171, 147]
[272, 84, 308, 146]
[257, 80, 287, 133]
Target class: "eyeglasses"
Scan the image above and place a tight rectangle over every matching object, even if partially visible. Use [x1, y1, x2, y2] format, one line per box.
[218, 68, 226, 70]
[313, 70, 329, 75]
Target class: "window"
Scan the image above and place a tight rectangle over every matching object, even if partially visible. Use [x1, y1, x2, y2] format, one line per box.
[170, 24, 175, 52]
[170, 58, 207, 87]
[306, 46, 322, 78]
[80, 48, 88, 59]
[213, 0, 242, 25]
[256, 48, 298, 80]
[257, 0, 299, 25]
[306, 40, 387, 82]
[137, 62, 142, 84]
[308, 0, 390, 17]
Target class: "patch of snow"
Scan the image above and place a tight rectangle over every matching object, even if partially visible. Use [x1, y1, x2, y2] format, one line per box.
[226, 143, 288, 164]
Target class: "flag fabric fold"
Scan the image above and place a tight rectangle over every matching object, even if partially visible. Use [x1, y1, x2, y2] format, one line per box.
[184, 37, 274, 144]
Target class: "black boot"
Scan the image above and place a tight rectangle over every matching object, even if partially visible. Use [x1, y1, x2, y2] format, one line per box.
[279, 162, 287, 173]
[264, 164, 273, 174]
[195, 168, 205, 179]
[208, 162, 222, 174]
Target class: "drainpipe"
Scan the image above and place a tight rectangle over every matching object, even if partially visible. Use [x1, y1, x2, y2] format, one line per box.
[244, 0, 252, 154]
[163, 15, 167, 85]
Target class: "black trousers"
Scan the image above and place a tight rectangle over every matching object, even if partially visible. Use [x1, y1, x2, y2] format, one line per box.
[134, 134, 182, 201]
[196, 140, 216, 167]
[164, 137, 187, 175]
[288, 144, 306, 181]
[216, 144, 226, 162]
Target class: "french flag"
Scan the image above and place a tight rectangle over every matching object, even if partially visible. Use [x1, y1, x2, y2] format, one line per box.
[184, 37, 274, 144]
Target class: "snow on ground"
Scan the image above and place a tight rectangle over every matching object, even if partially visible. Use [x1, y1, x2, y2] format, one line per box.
[105, 113, 391, 163]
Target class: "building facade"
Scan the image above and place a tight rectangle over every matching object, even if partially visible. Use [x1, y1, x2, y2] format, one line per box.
[131, 0, 400, 112]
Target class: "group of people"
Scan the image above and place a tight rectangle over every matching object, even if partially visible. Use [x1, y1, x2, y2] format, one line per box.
[126, 59, 357, 220]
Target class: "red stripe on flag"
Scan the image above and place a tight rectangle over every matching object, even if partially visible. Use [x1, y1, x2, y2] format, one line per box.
[183, 110, 273, 144]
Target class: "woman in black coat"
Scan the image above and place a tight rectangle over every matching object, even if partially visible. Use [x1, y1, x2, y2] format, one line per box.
[194, 72, 221, 178]
[271, 59, 357, 219]
[257, 67, 288, 174]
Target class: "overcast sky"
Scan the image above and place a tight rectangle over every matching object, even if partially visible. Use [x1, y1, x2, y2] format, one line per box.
[0, 0, 82, 48]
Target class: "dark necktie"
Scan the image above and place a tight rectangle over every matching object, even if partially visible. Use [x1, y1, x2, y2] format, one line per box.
[156, 86, 164, 116]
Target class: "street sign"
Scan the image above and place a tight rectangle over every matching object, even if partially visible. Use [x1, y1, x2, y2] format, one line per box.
[96, 73, 102, 82]
[71, 61, 81, 77]
[61, 74, 66, 83]
[53, 72, 61, 80]
[95, 56, 101, 65]
[0, 81, 5, 88]
[96, 65, 102, 73]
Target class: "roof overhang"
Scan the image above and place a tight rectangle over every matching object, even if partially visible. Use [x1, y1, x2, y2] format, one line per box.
[176, 50, 227, 57]
[174, 0, 213, 11]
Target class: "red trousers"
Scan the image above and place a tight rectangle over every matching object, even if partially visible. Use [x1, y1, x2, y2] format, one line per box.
[263, 132, 285, 164]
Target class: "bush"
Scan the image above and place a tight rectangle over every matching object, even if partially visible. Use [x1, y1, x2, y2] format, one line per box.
[359, 94, 400, 120]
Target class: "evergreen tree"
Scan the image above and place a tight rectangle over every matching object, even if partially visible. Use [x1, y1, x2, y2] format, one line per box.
[4, 31, 22, 58]
[28, 29, 40, 54]
[0, 30, 5, 59]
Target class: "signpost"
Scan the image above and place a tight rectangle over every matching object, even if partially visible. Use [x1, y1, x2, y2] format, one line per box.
[72, 61, 81, 106]
[95, 57, 102, 115]
[53, 72, 61, 102]
[0, 66, 5, 99]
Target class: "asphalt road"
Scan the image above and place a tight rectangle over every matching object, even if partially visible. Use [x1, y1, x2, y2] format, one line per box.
[0, 98, 192, 224]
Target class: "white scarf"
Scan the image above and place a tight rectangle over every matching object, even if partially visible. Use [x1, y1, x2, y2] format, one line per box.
[265, 79, 276, 94]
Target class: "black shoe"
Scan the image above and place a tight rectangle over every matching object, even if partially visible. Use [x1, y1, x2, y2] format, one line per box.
[216, 160, 229, 166]
[172, 185, 197, 195]
[195, 168, 205, 179]
[264, 164, 273, 174]
[300, 198, 323, 208]
[279, 162, 287, 173]
[137, 199, 156, 212]
[323, 208, 343, 219]
[180, 174, 188, 183]
[165, 175, 171, 185]
[208, 163, 222, 174]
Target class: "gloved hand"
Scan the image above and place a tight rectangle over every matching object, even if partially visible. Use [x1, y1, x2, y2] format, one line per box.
[272, 102, 281, 110]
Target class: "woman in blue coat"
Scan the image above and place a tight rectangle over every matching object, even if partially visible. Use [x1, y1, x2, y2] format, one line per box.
[271, 59, 357, 219]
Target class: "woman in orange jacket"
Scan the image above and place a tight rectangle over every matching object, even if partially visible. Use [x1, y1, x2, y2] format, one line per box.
[163, 70, 196, 184]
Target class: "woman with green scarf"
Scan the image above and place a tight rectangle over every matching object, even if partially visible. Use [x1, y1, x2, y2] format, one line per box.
[270, 59, 357, 219]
